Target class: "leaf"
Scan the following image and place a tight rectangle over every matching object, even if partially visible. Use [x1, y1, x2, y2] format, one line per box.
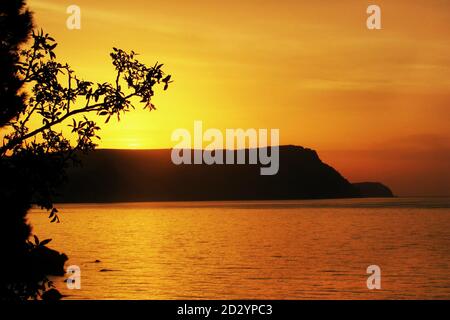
[49, 207, 58, 218]
[34, 235, 40, 245]
[40, 239, 52, 246]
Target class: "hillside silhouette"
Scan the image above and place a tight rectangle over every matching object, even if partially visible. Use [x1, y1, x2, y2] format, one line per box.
[353, 182, 394, 198]
[57, 145, 393, 202]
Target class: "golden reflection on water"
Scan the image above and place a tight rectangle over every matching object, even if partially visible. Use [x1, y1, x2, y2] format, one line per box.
[29, 198, 450, 299]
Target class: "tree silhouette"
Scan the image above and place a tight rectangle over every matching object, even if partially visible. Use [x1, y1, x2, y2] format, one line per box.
[0, 1, 171, 300]
[0, 0, 33, 127]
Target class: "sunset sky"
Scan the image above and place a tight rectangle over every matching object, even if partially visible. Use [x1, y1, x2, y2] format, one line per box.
[26, 0, 450, 196]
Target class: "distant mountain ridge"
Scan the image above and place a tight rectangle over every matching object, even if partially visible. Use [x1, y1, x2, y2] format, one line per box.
[57, 146, 393, 202]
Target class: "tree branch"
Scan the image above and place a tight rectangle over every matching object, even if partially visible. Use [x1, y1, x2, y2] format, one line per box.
[0, 95, 130, 155]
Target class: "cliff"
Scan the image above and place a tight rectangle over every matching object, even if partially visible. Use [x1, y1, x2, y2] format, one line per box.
[56, 146, 383, 202]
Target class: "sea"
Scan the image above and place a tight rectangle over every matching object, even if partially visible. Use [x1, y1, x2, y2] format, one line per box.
[29, 197, 450, 299]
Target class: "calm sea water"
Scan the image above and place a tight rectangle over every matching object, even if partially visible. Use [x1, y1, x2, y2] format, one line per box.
[29, 198, 450, 299]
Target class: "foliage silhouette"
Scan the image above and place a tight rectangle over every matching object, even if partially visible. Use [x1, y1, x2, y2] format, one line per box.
[0, 1, 171, 300]
[0, 0, 33, 127]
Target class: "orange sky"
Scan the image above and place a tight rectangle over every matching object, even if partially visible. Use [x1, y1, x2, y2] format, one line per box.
[27, 0, 450, 196]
